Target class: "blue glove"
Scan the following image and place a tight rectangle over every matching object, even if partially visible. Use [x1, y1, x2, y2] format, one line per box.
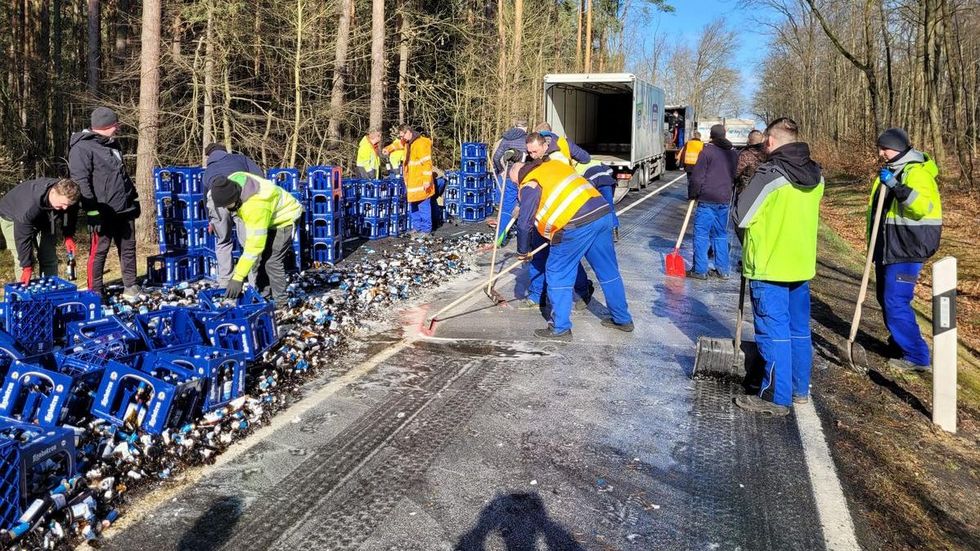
[879, 168, 896, 188]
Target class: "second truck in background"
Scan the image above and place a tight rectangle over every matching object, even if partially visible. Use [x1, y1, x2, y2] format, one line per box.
[543, 73, 666, 197]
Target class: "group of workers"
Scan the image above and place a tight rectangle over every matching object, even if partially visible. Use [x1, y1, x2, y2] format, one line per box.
[677, 119, 942, 416]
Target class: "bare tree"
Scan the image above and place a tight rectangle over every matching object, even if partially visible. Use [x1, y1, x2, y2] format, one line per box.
[134, 0, 161, 243]
[369, 0, 384, 130]
[87, 0, 100, 94]
[328, 0, 353, 144]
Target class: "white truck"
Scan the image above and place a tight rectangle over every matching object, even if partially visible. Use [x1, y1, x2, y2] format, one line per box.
[696, 117, 757, 148]
[664, 105, 696, 170]
[543, 73, 666, 195]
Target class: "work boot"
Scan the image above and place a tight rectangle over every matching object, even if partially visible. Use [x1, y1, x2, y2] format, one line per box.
[709, 269, 730, 280]
[601, 319, 634, 333]
[122, 285, 142, 300]
[613, 227, 620, 242]
[734, 394, 790, 416]
[792, 394, 810, 404]
[887, 358, 930, 372]
[574, 296, 591, 311]
[686, 269, 708, 280]
[533, 328, 572, 341]
[517, 298, 541, 309]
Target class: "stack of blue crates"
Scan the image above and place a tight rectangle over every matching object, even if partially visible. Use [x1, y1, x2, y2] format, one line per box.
[150, 167, 212, 286]
[267, 168, 306, 272]
[445, 142, 494, 223]
[305, 166, 344, 265]
[387, 176, 409, 237]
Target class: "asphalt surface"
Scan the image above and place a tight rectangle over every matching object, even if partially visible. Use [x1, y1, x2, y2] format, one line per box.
[107, 171, 829, 550]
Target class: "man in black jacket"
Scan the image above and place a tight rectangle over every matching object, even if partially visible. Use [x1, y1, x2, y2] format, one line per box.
[0, 178, 81, 284]
[688, 124, 738, 279]
[69, 107, 141, 299]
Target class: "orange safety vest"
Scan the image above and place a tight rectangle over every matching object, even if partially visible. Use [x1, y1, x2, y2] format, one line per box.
[388, 135, 434, 202]
[683, 139, 704, 165]
[520, 159, 602, 238]
[547, 136, 574, 165]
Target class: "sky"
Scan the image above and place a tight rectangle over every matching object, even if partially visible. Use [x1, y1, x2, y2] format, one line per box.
[628, 0, 772, 119]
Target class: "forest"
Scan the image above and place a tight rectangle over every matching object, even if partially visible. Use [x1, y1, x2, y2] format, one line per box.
[0, 0, 976, 243]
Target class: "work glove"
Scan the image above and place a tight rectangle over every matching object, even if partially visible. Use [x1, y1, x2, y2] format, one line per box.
[879, 168, 896, 189]
[86, 211, 102, 233]
[64, 237, 76, 255]
[224, 279, 244, 300]
[20, 267, 32, 285]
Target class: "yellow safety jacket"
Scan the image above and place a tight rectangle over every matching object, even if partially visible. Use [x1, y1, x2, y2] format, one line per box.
[227, 172, 304, 281]
[356, 136, 381, 177]
[867, 152, 942, 264]
[521, 160, 601, 238]
[682, 139, 704, 166]
[387, 134, 434, 202]
[547, 137, 574, 165]
[383, 139, 406, 170]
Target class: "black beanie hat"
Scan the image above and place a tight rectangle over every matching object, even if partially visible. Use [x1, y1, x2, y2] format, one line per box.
[91, 107, 119, 130]
[876, 127, 911, 152]
[211, 177, 242, 208]
[710, 124, 726, 140]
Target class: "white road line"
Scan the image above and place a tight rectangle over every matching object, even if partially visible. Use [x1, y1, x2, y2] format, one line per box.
[795, 401, 861, 550]
[616, 173, 685, 216]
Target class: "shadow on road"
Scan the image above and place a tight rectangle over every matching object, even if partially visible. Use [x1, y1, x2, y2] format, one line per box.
[178, 495, 243, 551]
[455, 492, 584, 551]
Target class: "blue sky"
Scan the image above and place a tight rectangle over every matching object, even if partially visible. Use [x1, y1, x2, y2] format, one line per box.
[630, 0, 772, 116]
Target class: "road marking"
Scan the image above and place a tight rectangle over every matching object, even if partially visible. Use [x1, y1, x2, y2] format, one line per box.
[795, 400, 861, 550]
[617, 173, 685, 216]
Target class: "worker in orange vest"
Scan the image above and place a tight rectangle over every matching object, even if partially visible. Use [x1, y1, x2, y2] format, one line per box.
[676, 131, 704, 181]
[384, 124, 434, 233]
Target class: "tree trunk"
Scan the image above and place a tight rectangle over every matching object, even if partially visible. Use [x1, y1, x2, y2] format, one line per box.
[923, 0, 945, 161]
[288, 0, 304, 166]
[135, 0, 162, 244]
[512, 0, 523, 99]
[877, 0, 894, 124]
[52, 0, 65, 158]
[398, 0, 409, 125]
[222, 65, 233, 149]
[576, 0, 583, 71]
[87, 0, 100, 95]
[202, 0, 215, 160]
[584, 0, 592, 72]
[327, 0, 353, 144]
[369, 0, 384, 130]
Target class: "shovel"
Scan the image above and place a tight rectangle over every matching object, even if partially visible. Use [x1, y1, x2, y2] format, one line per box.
[693, 274, 752, 379]
[666, 200, 696, 277]
[840, 183, 889, 372]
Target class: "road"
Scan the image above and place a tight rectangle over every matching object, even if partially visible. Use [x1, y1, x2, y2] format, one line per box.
[107, 171, 845, 550]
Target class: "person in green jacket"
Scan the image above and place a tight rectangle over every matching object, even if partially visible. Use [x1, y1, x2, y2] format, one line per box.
[732, 117, 825, 416]
[355, 129, 383, 178]
[868, 128, 942, 371]
[209, 171, 304, 303]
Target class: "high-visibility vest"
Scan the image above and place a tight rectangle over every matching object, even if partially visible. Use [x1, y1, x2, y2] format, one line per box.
[402, 135, 434, 202]
[356, 136, 381, 176]
[683, 139, 704, 165]
[384, 139, 406, 169]
[521, 160, 601, 238]
[227, 172, 305, 281]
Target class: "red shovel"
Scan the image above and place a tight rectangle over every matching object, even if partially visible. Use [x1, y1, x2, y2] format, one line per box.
[665, 200, 696, 277]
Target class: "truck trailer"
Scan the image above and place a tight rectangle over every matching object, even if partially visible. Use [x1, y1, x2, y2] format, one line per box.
[543, 73, 666, 196]
[664, 105, 695, 170]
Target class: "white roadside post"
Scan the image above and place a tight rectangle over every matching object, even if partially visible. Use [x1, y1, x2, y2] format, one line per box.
[932, 256, 957, 433]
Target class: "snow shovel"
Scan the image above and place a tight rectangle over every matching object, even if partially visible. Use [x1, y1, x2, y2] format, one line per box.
[693, 274, 751, 379]
[665, 200, 696, 277]
[484, 152, 517, 303]
[425, 242, 548, 333]
[840, 184, 889, 373]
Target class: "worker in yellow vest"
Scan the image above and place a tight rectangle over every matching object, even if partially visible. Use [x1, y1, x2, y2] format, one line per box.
[355, 129, 383, 178]
[676, 131, 704, 181]
[384, 124, 434, 233]
[511, 149, 633, 340]
[530, 122, 591, 165]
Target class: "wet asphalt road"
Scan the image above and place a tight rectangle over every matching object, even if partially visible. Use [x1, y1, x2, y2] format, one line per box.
[107, 171, 826, 550]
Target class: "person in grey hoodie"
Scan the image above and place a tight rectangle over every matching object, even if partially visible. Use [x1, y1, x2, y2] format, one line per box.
[69, 107, 140, 299]
[687, 124, 739, 279]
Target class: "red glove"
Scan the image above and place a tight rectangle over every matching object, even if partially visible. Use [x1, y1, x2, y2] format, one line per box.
[20, 267, 32, 285]
[207, 223, 215, 234]
[64, 237, 77, 255]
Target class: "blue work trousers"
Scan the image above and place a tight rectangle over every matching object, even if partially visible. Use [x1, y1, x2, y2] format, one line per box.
[692, 202, 730, 276]
[409, 198, 432, 234]
[546, 213, 631, 333]
[496, 177, 520, 241]
[875, 262, 930, 366]
[597, 186, 620, 228]
[751, 280, 813, 406]
[525, 234, 591, 304]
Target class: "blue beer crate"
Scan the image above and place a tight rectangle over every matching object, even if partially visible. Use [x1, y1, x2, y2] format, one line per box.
[461, 188, 489, 206]
[155, 194, 206, 222]
[200, 304, 278, 360]
[0, 419, 76, 502]
[91, 357, 205, 434]
[444, 186, 460, 202]
[445, 171, 460, 188]
[4, 300, 54, 356]
[358, 197, 391, 219]
[461, 205, 488, 223]
[146, 252, 207, 287]
[359, 216, 390, 241]
[358, 179, 391, 199]
[461, 174, 489, 191]
[197, 288, 268, 311]
[392, 197, 408, 216]
[310, 216, 343, 240]
[0, 438, 18, 530]
[153, 167, 203, 194]
[309, 192, 342, 216]
[134, 308, 207, 351]
[461, 142, 487, 160]
[342, 179, 360, 201]
[0, 352, 113, 427]
[307, 165, 343, 194]
[153, 345, 247, 412]
[52, 290, 101, 345]
[462, 158, 488, 173]
[158, 220, 209, 252]
[389, 215, 410, 238]
[445, 202, 460, 217]
[311, 238, 343, 264]
[386, 177, 406, 198]
[3, 276, 77, 304]
[267, 168, 302, 193]
[0, 332, 24, 377]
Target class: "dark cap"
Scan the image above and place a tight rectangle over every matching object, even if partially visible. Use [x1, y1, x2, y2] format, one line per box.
[205, 143, 226, 157]
[876, 128, 911, 152]
[710, 124, 726, 140]
[91, 107, 119, 130]
[210, 177, 242, 208]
